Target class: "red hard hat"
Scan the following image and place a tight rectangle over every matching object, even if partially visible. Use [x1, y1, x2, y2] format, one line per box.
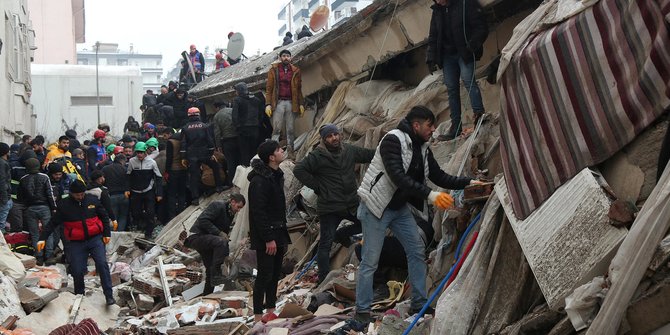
[94, 129, 106, 139]
[113, 146, 124, 155]
[187, 107, 200, 116]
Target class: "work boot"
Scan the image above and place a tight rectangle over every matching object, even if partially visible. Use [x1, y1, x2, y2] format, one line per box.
[473, 112, 486, 126]
[105, 296, 116, 306]
[438, 123, 459, 141]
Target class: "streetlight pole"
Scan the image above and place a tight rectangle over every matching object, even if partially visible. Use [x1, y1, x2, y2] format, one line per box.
[95, 41, 100, 126]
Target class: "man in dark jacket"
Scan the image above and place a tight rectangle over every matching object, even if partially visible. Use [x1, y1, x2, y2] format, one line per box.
[232, 82, 263, 165]
[65, 129, 81, 152]
[213, 102, 239, 186]
[186, 95, 208, 123]
[248, 140, 291, 322]
[282, 32, 293, 46]
[294, 124, 374, 282]
[181, 107, 224, 205]
[103, 155, 129, 231]
[184, 194, 245, 294]
[0, 143, 11, 233]
[166, 88, 189, 129]
[297, 25, 313, 40]
[87, 170, 118, 231]
[426, 0, 488, 139]
[165, 132, 188, 220]
[354, 106, 482, 323]
[17, 158, 57, 263]
[37, 180, 115, 305]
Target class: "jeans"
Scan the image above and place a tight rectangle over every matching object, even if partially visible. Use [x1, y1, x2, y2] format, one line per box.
[442, 53, 485, 128]
[167, 170, 188, 220]
[355, 202, 427, 313]
[184, 234, 230, 294]
[253, 245, 286, 315]
[222, 137, 240, 184]
[109, 194, 129, 231]
[0, 200, 12, 231]
[68, 237, 113, 299]
[271, 100, 296, 148]
[317, 212, 361, 281]
[25, 205, 52, 258]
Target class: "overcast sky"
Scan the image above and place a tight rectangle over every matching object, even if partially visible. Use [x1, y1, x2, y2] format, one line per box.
[78, 0, 290, 74]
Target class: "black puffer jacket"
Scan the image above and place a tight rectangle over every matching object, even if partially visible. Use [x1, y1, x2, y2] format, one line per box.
[232, 95, 262, 130]
[180, 116, 215, 159]
[17, 172, 56, 209]
[247, 158, 291, 250]
[426, 0, 488, 65]
[380, 119, 471, 210]
[190, 200, 235, 236]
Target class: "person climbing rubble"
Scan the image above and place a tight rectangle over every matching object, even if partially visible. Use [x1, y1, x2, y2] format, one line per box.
[354, 106, 483, 324]
[37, 180, 116, 305]
[184, 193, 245, 295]
[293, 123, 375, 283]
[126, 142, 163, 239]
[265, 49, 304, 159]
[248, 140, 291, 322]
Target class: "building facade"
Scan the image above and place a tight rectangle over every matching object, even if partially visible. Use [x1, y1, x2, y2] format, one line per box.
[77, 43, 163, 93]
[31, 64, 142, 142]
[0, 0, 36, 143]
[277, 0, 372, 41]
[27, 0, 84, 65]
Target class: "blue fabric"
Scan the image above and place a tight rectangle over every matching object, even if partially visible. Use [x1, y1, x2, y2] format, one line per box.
[442, 53, 484, 127]
[109, 194, 129, 231]
[0, 199, 12, 231]
[67, 237, 113, 299]
[355, 202, 427, 313]
[25, 205, 51, 258]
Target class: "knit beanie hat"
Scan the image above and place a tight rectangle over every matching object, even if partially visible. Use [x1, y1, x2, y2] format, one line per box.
[90, 170, 104, 182]
[319, 124, 339, 138]
[0, 143, 9, 157]
[70, 180, 86, 193]
[48, 162, 63, 175]
[25, 158, 40, 173]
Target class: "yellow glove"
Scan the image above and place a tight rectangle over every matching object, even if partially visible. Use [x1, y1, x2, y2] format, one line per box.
[265, 105, 272, 118]
[124, 191, 130, 199]
[181, 159, 189, 168]
[102, 237, 110, 245]
[299, 105, 305, 117]
[36, 240, 46, 253]
[112, 220, 118, 231]
[428, 191, 454, 210]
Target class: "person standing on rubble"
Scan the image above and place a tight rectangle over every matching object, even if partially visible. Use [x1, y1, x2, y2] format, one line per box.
[294, 124, 375, 283]
[248, 140, 291, 322]
[426, 0, 488, 140]
[37, 180, 116, 305]
[184, 193, 245, 294]
[126, 142, 163, 239]
[181, 107, 226, 205]
[354, 106, 482, 323]
[265, 49, 304, 159]
[232, 82, 263, 165]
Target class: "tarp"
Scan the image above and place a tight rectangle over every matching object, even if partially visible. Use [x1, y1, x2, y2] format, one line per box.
[499, 0, 670, 219]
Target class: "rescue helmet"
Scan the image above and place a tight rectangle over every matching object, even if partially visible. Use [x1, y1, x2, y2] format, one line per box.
[93, 129, 106, 139]
[146, 137, 159, 149]
[144, 122, 155, 130]
[113, 146, 124, 155]
[187, 107, 200, 116]
[106, 144, 116, 154]
[134, 142, 147, 152]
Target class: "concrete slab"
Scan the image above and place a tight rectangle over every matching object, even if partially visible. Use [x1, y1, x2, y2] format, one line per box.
[496, 169, 628, 310]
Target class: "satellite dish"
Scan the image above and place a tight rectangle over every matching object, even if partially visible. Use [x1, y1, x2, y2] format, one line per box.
[310, 5, 330, 31]
[227, 33, 245, 60]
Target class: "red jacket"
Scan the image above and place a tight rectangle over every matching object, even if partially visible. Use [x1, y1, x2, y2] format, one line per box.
[40, 194, 111, 241]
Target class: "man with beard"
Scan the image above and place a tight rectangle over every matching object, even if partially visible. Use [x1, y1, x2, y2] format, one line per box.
[294, 124, 374, 283]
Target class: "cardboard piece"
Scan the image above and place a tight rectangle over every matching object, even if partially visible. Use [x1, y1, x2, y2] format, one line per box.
[314, 304, 343, 317]
[277, 303, 312, 319]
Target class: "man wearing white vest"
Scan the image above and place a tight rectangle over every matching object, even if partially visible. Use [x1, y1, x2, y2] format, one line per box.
[355, 105, 482, 323]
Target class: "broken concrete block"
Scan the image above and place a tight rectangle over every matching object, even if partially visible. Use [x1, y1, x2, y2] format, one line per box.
[626, 278, 670, 335]
[13, 252, 36, 270]
[496, 169, 628, 310]
[18, 286, 59, 313]
[648, 235, 670, 274]
[137, 294, 154, 311]
[155, 263, 187, 277]
[0, 273, 27, 321]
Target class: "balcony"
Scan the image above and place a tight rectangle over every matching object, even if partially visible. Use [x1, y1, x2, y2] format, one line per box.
[279, 24, 287, 35]
[293, 8, 309, 21]
[278, 6, 287, 20]
[308, 0, 319, 9]
[331, 0, 356, 12]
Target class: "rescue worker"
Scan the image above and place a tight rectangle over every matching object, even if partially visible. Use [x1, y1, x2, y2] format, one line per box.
[126, 142, 163, 239]
[87, 129, 107, 175]
[36, 180, 115, 305]
[180, 107, 224, 205]
[165, 131, 188, 220]
[184, 193, 245, 294]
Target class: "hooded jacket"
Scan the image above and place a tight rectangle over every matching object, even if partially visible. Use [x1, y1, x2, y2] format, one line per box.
[247, 158, 291, 250]
[17, 161, 56, 210]
[357, 119, 471, 220]
[266, 63, 303, 114]
[190, 200, 235, 236]
[294, 142, 374, 215]
[232, 84, 262, 130]
[426, 0, 488, 65]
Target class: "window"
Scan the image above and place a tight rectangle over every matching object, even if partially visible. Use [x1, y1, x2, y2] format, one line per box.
[156, 75, 160, 82]
[78, 59, 88, 65]
[156, 60, 160, 66]
[334, 11, 342, 20]
[5, 14, 18, 81]
[71, 96, 113, 106]
[351, 7, 357, 15]
[117, 59, 128, 66]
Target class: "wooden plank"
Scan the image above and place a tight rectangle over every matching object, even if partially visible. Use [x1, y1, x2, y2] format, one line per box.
[586, 164, 670, 334]
[68, 294, 83, 324]
[157, 256, 173, 307]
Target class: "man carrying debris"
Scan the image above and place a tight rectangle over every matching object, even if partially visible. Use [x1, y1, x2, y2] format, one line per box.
[248, 140, 291, 322]
[184, 193, 245, 294]
[37, 180, 116, 305]
[426, 0, 488, 139]
[294, 123, 375, 283]
[265, 49, 304, 158]
[355, 106, 482, 323]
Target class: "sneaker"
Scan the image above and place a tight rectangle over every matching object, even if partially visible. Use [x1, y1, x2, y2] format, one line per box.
[105, 297, 116, 306]
[474, 112, 486, 126]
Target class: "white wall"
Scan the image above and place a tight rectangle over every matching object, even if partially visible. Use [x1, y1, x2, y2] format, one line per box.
[27, 0, 77, 64]
[31, 64, 142, 143]
[0, 0, 35, 144]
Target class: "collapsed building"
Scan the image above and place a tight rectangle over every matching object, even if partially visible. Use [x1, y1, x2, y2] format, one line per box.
[0, 0, 669, 334]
